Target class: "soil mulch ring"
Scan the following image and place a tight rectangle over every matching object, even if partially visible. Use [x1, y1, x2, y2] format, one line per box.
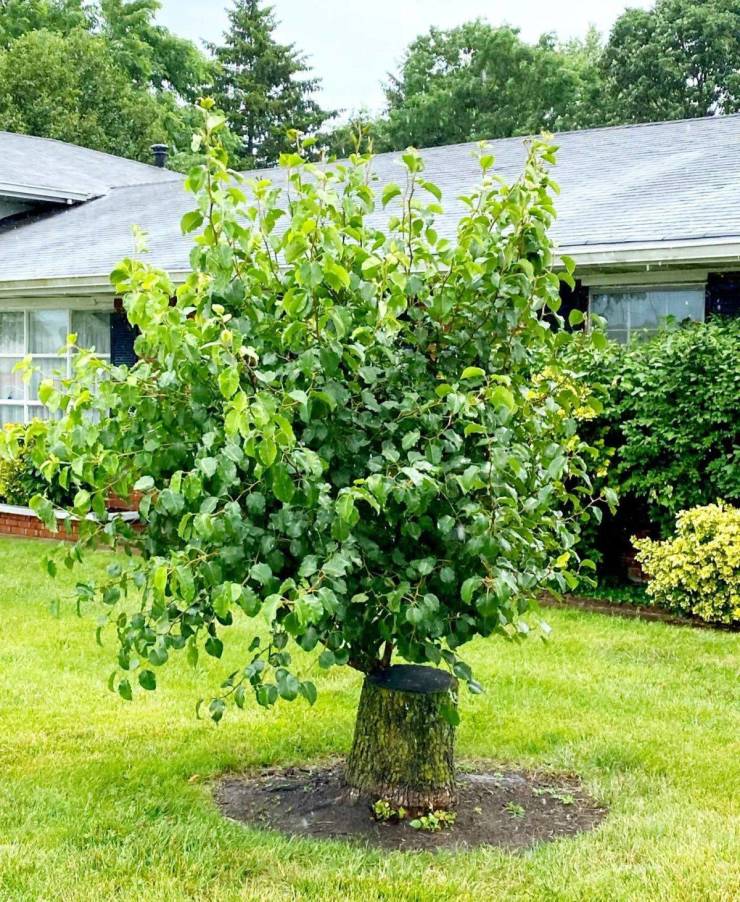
[215, 761, 606, 852]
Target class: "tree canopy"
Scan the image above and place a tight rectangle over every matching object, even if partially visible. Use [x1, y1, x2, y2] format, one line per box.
[600, 0, 740, 123]
[381, 22, 602, 150]
[323, 3, 740, 154]
[6, 103, 608, 724]
[0, 0, 91, 44]
[0, 27, 175, 161]
[208, 0, 333, 168]
[0, 0, 209, 162]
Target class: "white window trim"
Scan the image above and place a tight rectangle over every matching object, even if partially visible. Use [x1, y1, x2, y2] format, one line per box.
[588, 282, 706, 344]
[0, 305, 111, 424]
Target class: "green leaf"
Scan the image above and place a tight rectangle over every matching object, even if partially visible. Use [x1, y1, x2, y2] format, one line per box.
[489, 386, 516, 412]
[198, 457, 218, 478]
[134, 476, 155, 492]
[73, 489, 91, 514]
[259, 438, 277, 468]
[461, 577, 482, 604]
[336, 492, 356, 523]
[420, 179, 442, 201]
[181, 210, 204, 234]
[204, 636, 223, 659]
[592, 331, 609, 350]
[118, 678, 132, 701]
[138, 670, 157, 691]
[209, 698, 226, 723]
[249, 562, 273, 585]
[381, 183, 402, 207]
[276, 671, 300, 701]
[324, 260, 350, 291]
[568, 309, 585, 327]
[272, 463, 294, 503]
[218, 367, 240, 399]
[153, 565, 168, 595]
[461, 367, 485, 380]
[401, 430, 420, 451]
[299, 681, 317, 705]
[318, 649, 335, 669]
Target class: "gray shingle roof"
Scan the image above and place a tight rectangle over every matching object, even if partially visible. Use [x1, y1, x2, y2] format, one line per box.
[0, 130, 179, 202]
[2, 114, 740, 285]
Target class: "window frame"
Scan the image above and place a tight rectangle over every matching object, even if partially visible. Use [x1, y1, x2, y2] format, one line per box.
[0, 303, 111, 425]
[588, 283, 706, 344]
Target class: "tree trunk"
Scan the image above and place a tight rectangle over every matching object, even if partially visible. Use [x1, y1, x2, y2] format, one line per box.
[345, 664, 457, 812]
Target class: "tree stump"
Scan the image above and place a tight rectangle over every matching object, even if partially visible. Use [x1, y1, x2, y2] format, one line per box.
[345, 664, 457, 812]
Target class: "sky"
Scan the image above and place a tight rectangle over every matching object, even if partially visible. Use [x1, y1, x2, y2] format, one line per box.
[157, 0, 651, 116]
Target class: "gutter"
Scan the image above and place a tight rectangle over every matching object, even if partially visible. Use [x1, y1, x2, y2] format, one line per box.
[0, 271, 190, 299]
[0, 181, 95, 205]
[2, 236, 740, 299]
[559, 235, 740, 268]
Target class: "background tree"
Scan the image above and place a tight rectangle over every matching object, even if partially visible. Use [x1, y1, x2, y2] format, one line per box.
[0, 0, 209, 162]
[8, 104, 607, 811]
[208, 0, 333, 168]
[0, 0, 92, 44]
[99, 0, 208, 99]
[317, 108, 393, 158]
[381, 21, 603, 150]
[0, 28, 173, 161]
[601, 0, 740, 122]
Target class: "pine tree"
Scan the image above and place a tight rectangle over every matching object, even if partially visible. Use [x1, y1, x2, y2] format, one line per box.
[208, 0, 333, 169]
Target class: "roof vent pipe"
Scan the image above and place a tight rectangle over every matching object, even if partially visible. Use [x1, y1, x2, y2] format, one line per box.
[151, 143, 169, 168]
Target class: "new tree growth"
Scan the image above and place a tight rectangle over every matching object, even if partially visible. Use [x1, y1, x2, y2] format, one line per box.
[12, 101, 606, 812]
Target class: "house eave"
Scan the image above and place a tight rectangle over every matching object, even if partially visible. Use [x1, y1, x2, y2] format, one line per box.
[561, 235, 740, 270]
[1, 237, 740, 300]
[0, 181, 95, 205]
[0, 271, 190, 299]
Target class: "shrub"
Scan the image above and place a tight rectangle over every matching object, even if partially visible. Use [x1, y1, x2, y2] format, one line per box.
[614, 319, 740, 533]
[634, 502, 740, 624]
[0, 426, 71, 507]
[571, 318, 740, 578]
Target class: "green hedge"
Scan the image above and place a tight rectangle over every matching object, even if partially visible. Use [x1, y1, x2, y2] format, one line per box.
[571, 317, 740, 574]
[613, 317, 740, 534]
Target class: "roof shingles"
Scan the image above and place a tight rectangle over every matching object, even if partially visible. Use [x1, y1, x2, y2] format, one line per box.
[2, 114, 740, 284]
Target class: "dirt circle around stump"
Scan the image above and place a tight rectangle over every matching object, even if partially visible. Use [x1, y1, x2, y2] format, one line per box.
[215, 761, 606, 852]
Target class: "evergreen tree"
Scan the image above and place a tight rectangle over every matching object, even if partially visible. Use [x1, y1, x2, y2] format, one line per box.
[208, 0, 333, 168]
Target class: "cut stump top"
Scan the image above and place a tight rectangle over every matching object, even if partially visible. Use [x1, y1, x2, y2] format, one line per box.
[367, 664, 454, 694]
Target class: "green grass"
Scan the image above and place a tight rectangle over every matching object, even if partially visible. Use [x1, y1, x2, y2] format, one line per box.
[0, 537, 738, 901]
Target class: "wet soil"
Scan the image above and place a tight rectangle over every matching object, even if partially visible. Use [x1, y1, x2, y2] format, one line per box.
[215, 761, 607, 852]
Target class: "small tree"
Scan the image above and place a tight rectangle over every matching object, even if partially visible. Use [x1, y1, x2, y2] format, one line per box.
[10, 103, 604, 811]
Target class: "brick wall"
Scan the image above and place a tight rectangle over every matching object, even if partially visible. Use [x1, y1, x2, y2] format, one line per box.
[0, 507, 80, 541]
[0, 504, 139, 542]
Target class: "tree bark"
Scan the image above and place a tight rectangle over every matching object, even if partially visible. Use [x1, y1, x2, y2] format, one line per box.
[345, 664, 457, 812]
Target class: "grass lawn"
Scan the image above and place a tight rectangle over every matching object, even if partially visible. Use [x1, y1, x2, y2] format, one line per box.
[0, 537, 738, 901]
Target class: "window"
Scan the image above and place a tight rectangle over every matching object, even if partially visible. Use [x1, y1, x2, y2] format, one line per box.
[0, 308, 110, 425]
[590, 286, 705, 344]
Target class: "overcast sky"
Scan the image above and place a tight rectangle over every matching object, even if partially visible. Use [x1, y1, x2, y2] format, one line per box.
[157, 1, 650, 115]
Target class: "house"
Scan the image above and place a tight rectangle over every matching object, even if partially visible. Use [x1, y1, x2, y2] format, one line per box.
[2, 115, 740, 426]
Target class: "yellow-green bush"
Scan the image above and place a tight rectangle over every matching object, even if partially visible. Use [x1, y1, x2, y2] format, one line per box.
[634, 503, 740, 624]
